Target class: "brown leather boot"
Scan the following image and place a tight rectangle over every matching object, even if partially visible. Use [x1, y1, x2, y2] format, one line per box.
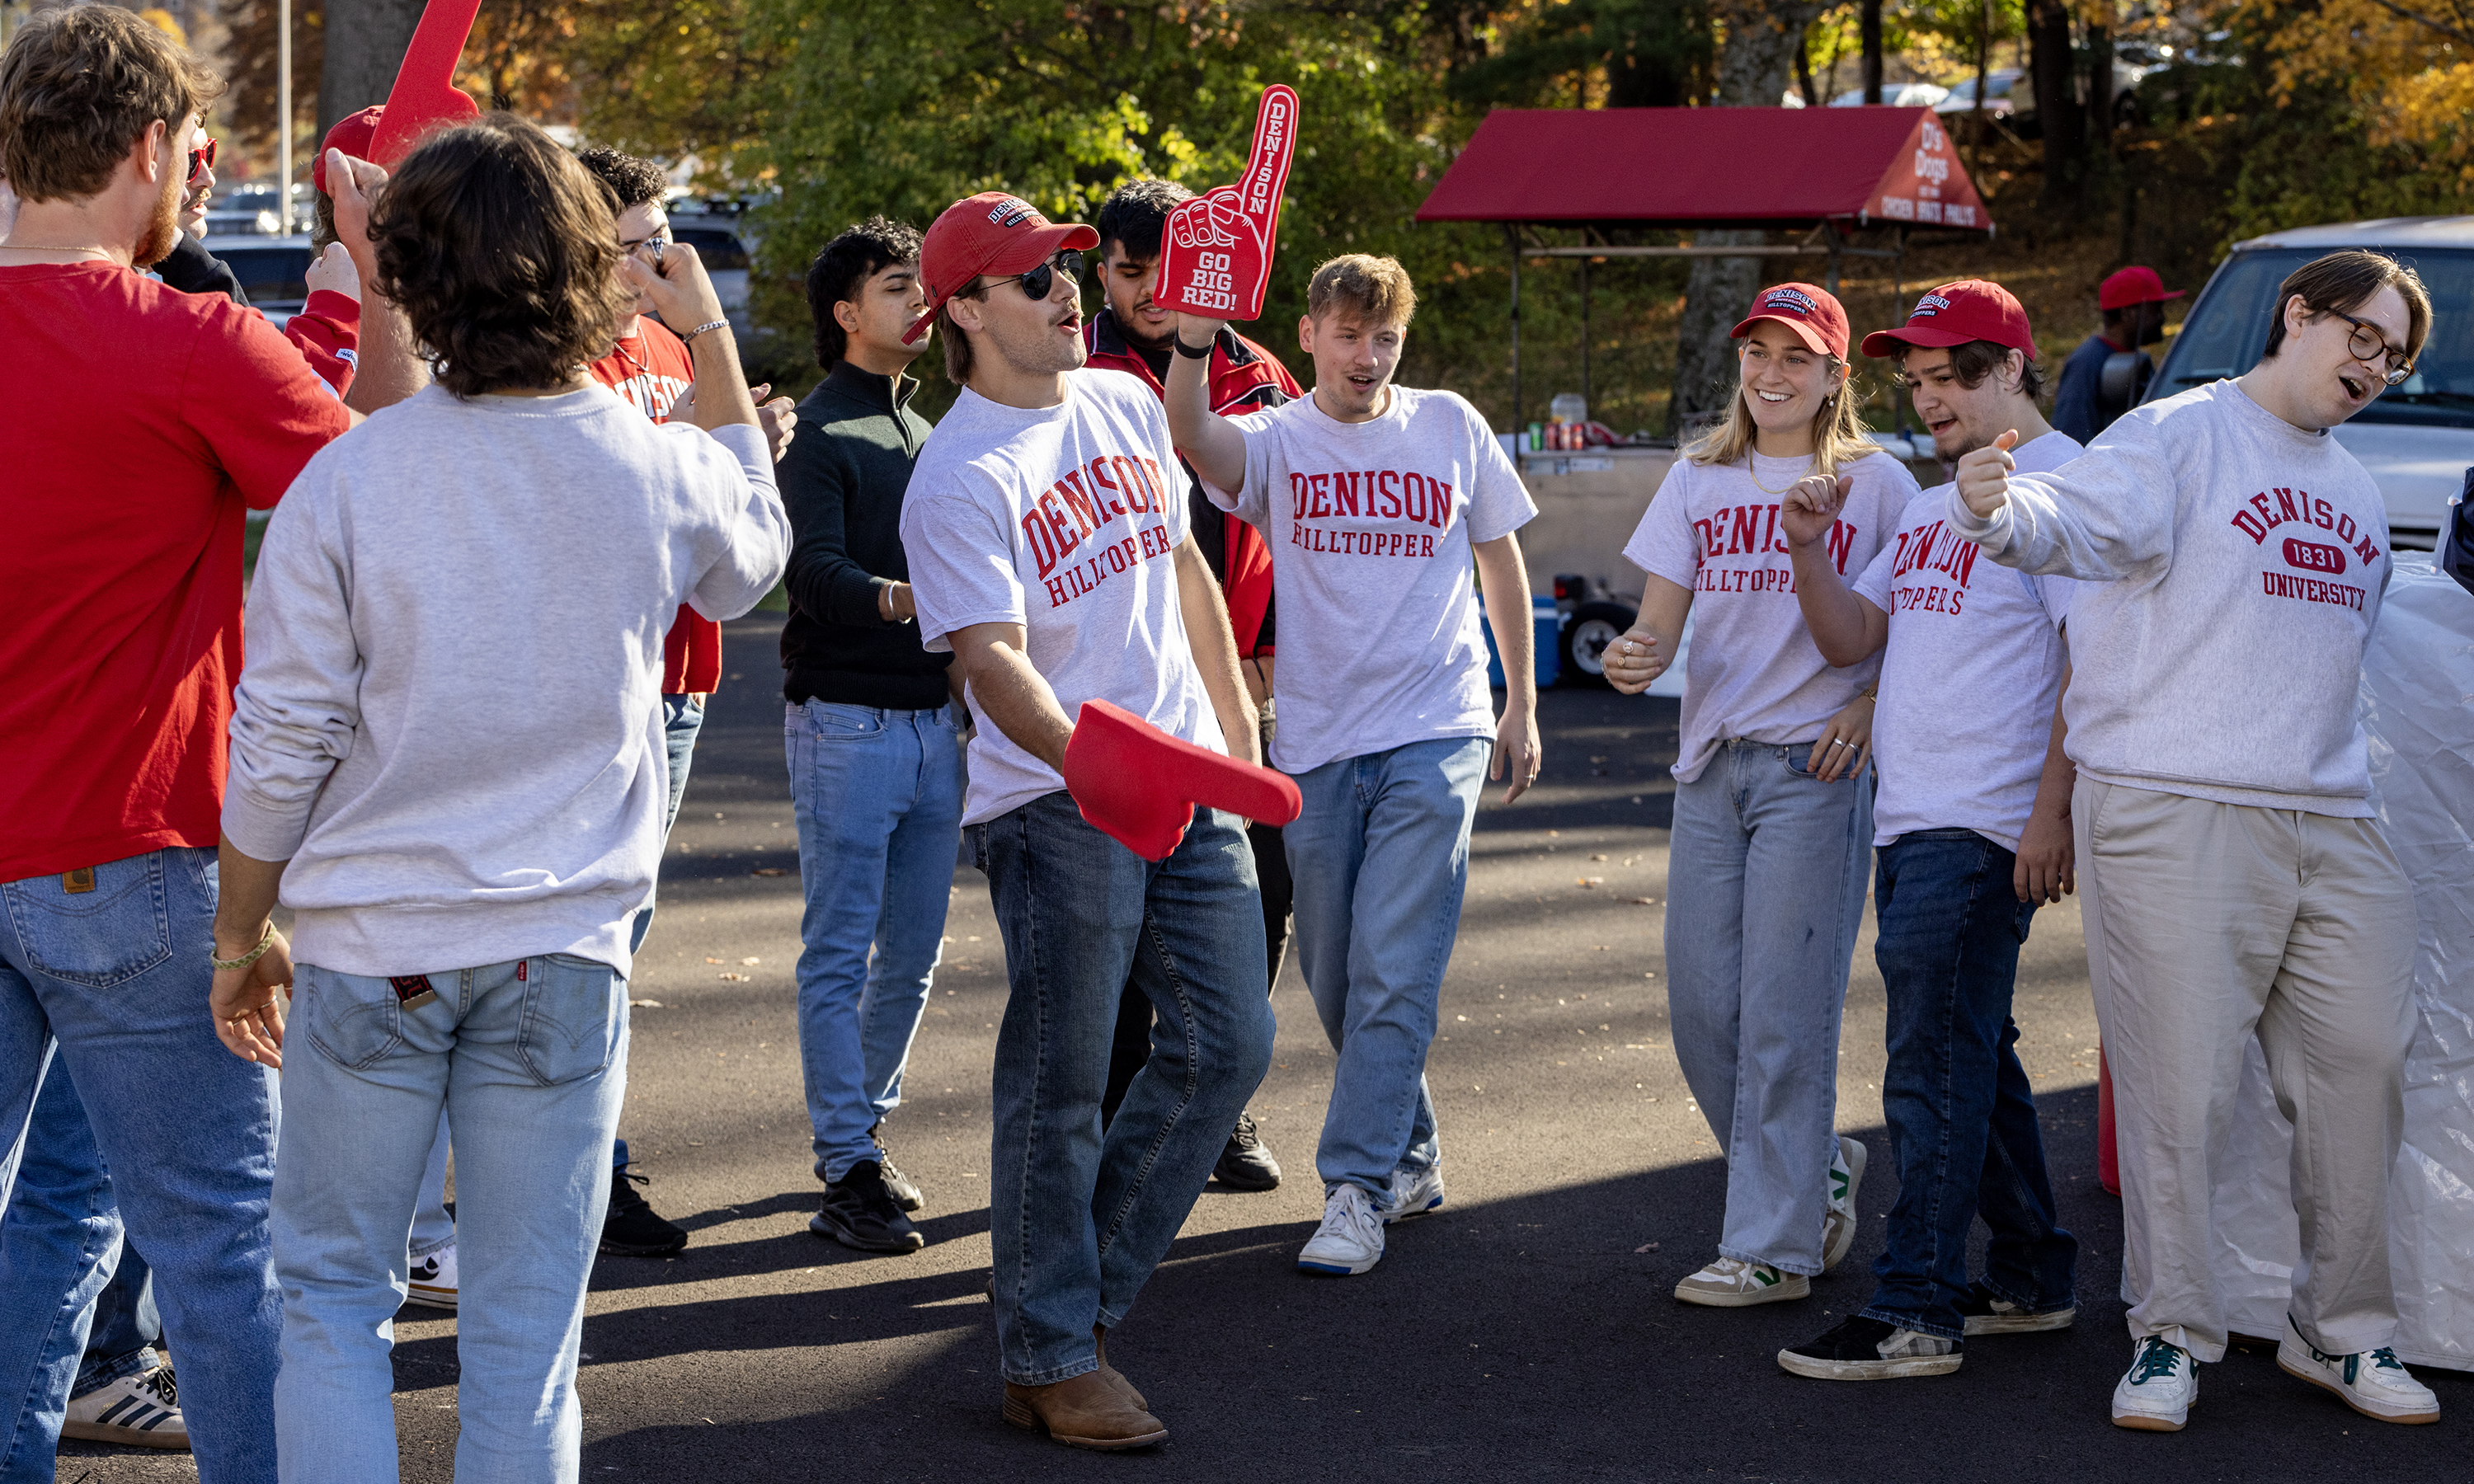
[1001, 1371, 1166, 1451]
[1094, 1325, 1148, 1411]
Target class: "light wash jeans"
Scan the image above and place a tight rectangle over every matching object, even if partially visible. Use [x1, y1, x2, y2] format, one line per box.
[1664, 738, 1872, 1276]
[0, 847, 281, 1484]
[1286, 737, 1490, 1199]
[272, 956, 628, 1484]
[974, 793, 1272, 1385]
[786, 700, 964, 1182]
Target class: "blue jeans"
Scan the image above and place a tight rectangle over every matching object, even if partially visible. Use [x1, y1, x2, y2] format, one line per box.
[272, 957, 628, 1484]
[628, 693, 707, 955]
[77, 1226, 162, 1395]
[1665, 739, 1872, 1275]
[973, 793, 1272, 1385]
[787, 700, 964, 1182]
[1861, 830, 2079, 1339]
[1285, 737, 1490, 1198]
[0, 847, 281, 1483]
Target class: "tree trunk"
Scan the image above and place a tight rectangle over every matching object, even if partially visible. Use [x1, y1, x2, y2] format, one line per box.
[2088, 3, 2116, 152]
[318, 0, 426, 138]
[2026, 0, 2085, 202]
[1794, 28, 1819, 107]
[1670, 0, 1827, 434]
[1860, 0, 1883, 102]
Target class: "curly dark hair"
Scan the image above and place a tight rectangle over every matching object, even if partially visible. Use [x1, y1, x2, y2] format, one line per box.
[372, 115, 638, 397]
[1937, 339, 2049, 401]
[1094, 178, 1191, 264]
[574, 145, 669, 211]
[805, 215, 923, 369]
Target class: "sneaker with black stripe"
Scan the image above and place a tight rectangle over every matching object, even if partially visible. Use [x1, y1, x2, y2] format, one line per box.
[62, 1364, 189, 1449]
[1778, 1315, 1962, 1379]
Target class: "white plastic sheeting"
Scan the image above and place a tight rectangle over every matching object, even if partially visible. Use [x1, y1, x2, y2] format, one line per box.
[2203, 556, 2474, 1369]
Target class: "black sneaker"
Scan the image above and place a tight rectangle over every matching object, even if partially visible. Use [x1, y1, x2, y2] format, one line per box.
[869, 1121, 924, 1212]
[600, 1167, 689, 1256]
[1958, 1282, 2076, 1335]
[1211, 1110, 1281, 1191]
[813, 1160, 924, 1253]
[1777, 1315, 1962, 1380]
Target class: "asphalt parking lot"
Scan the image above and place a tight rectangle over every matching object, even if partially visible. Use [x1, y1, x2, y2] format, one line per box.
[63, 615, 2467, 1483]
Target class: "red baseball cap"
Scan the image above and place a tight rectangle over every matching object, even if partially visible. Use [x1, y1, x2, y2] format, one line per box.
[1731, 282, 1850, 359]
[1860, 279, 2037, 360]
[2099, 265, 2184, 311]
[905, 191, 1101, 345]
[311, 106, 383, 194]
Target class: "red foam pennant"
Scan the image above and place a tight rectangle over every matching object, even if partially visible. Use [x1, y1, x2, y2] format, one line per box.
[1060, 700, 1301, 862]
[367, 0, 484, 169]
[1152, 84, 1299, 321]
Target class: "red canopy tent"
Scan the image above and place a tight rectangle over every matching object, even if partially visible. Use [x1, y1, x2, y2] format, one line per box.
[1415, 106, 1996, 430]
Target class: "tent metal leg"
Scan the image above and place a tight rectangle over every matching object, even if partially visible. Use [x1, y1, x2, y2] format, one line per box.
[1507, 224, 1523, 436]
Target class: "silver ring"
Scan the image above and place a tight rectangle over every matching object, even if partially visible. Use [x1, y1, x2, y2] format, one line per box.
[1828, 739, 1850, 749]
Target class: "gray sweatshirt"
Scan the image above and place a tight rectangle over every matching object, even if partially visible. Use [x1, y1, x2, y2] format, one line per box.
[1947, 379, 2390, 816]
[223, 383, 789, 977]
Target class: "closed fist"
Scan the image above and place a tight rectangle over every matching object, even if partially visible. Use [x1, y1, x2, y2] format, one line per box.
[1956, 428, 2020, 518]
[1602, 628, 1667, 696]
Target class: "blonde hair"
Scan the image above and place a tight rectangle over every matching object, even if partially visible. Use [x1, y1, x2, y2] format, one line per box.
[1686, 348, 1877, 479]
[1306, 254, 1416, 327]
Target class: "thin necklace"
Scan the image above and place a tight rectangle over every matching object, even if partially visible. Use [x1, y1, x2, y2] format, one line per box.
[1746, 449, 1814, 495]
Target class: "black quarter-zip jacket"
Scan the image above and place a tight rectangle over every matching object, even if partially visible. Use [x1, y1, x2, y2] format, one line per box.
[777, 361, 952, 710]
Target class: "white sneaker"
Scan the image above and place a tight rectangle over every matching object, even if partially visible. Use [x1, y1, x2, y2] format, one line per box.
[1297, 1184, 1385, 1276]
[1821, 1135, 1866, 1272]
[2278, 1322, 2440, 1424]
[407, 1243, 459, 1310]
[1674, 1256, 1810, 1308]
[2112, 1336, 2198, 1431]
[61, 1364, 188, 1449]
[1378, 1164, 1444, 1224]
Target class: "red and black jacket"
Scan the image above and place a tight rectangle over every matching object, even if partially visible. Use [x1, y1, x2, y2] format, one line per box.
[1084, 307, 1300, 659]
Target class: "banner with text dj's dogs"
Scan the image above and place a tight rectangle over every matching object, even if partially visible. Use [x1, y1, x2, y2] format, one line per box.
[1864, 112, 1988, 231]
[1153, 86, 1300, 321]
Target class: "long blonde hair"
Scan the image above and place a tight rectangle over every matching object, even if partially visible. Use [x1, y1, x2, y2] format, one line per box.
[1686, 352, 1877, 479]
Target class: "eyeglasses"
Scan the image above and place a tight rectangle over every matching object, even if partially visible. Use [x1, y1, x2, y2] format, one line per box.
[988, 250, 1082, 303]
[2331, 310, 2414, 386]
[186, 137, 218, 183]
[619, 229, 671, 265]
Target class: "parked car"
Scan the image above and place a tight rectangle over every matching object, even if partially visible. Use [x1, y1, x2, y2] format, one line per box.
[1828, 82, 1952, 108]
[2145, 215, 2474, 550]
[199, 232, 314, 328]
[1933, 68, 2022, 118]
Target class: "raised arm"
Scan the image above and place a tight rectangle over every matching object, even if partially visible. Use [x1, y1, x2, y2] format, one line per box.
[949, 620, 1075, 772]
[1162, 313, 1249, 494]
[1175, 535, 1261, 768]
[1952, 425, 2177, 581]
[328, 151, 428, 415]
[1781, 473, 1888, 666]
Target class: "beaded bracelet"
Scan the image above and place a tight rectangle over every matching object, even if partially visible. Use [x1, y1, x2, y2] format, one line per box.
[209, 921, 277, 974]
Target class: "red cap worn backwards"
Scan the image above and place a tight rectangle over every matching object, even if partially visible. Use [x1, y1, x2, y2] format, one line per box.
[311, 106, 384, 194]
[2099, 265, 2184, 312]
[905, 191, 1103, 345]
[1860, 279, 2037, 360]
[1731, 282, 1850, 359]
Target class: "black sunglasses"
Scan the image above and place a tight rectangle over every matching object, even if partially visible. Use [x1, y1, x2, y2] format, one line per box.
[988, 250, 1082, 302]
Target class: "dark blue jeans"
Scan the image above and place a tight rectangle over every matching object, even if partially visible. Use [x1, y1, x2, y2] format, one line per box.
[1860, 829, 2078, 1341]
[974, 792, 1273, 1385]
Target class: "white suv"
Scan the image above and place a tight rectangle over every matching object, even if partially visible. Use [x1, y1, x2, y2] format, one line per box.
[2146, 216, 2473, 549]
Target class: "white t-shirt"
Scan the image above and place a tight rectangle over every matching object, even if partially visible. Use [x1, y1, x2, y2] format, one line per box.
[901, 370, 1224, 826]
[1623, 448, 1917, 782]
[1209, 386, 1536, 774]
[1853, 430, 2083, 851]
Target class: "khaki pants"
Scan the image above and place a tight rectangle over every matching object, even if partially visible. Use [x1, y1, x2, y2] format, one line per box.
[2077, 777, 2416, 1362]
